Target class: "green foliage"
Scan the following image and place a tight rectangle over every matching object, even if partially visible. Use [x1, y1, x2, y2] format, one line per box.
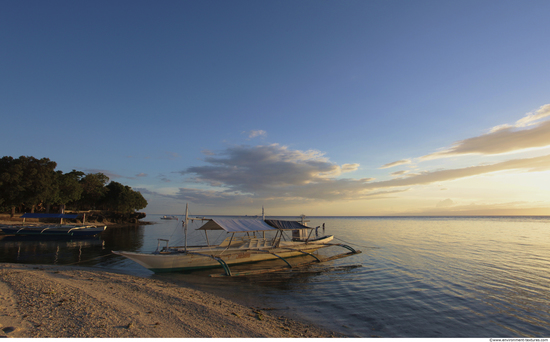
[55, 171, 84, 205]
[0, 156, 58, 212]
[0, 156, 148, 214]
[21, 157, 58, 209]
[0, 156, 24, 208]
[75, 172, 110, 210]
[102, 181, 148, 213]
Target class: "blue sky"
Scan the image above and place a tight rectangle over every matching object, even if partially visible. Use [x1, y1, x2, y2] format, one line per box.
[2, 0, 550, 216]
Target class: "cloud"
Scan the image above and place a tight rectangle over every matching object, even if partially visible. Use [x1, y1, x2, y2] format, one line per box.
[178, 144, 353, 192]
[514, 103, 550, 127]
[171, 144, 414, 205]
[136, 173, 148, 177]
[420, 104, 550, 161]
[247, 130, 267, 139]
[341, 163, 360, 173]
[436, 198, 454, 208]
[365, 154, 550, 190]
[173, 188, 252, 206]
[82, 169, 124, 180]
[201, 149, 216, 156]
[148, 140, 550, 207]
[158, 185, 409, 207]
[391, 170, 409, 177]
[398, 201, 550, 216]
[380, 159, 411, 169]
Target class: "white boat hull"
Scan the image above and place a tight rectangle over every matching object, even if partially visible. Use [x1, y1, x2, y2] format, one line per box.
[113, 235, 334, 272]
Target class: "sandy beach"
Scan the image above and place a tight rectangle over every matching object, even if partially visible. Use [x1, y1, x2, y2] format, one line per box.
[0, 262, 341, 338]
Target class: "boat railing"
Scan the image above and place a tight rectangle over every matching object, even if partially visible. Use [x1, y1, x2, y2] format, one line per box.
[155, 239, 170, 253]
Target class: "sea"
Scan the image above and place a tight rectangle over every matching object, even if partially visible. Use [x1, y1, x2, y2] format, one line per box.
[1, 215, 550, 338]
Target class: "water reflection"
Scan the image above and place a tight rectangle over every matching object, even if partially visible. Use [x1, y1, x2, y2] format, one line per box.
[0, 224, 148, 267]
[0, 235, 104, 265]
[2, 215, 550, 337]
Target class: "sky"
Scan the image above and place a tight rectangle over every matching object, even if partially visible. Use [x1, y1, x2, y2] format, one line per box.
[2, 0, 550, 216]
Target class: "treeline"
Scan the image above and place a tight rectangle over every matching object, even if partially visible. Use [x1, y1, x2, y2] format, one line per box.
[0, 156, 147, 216]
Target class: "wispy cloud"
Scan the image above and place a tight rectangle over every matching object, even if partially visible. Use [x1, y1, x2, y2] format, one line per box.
[82, 169, 124, 180]
[380, 159, 411, 169]
[514, 103, 550, 127]
[436, 198, 454, 208]
[201, 149, 216, 156]
[390, 170, 409, 177]
[401, 200, 550, 216]
[342, 163, 360, 172]
[136, 173, 148, 177]
[367, 154, 550, 190]
[420, 104, 550, 161]
[157, 174, 172, 183]
[247, 130, 267, 139]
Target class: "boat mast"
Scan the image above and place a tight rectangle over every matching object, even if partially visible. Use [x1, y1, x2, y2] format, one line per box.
[262, 206, 265, 239]
[184, 203, 189, 252]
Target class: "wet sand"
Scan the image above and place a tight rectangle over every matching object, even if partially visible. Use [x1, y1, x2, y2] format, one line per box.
[0, 263, 341, 338]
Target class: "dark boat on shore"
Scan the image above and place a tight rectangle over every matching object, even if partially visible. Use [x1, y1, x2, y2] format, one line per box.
[0, 224, 106, 237]
[0, 213, 105, 238]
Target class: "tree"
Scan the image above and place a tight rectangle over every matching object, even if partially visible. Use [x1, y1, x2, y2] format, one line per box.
[76, 172, 110, 210]
[53, 170, 83, 212]
[0, 156, 57, 216]
[20, 156, 58, 212]
[0, 156, 147, 216]
[102, 181, 148, 212]
[0, 156, 25, 216]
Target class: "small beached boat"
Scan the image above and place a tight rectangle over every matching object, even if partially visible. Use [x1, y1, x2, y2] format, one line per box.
[160, 215, 178, 220]
[0, 213, 106, 238]
[113, 205, 361, 276]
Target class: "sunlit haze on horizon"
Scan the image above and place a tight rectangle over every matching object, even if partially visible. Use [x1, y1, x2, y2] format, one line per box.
[2, 0, 550, 216]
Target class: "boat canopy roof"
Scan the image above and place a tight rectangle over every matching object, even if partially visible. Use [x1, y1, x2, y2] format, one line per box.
[198, 218, 278, 232]
[197, 218, 313, 232]
[265, 219, 312, 230]
[20, 213, 79, 219]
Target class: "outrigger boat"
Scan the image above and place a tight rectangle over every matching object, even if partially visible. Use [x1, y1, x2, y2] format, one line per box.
[0, 213, 106, 238]
[113, 205, 361, 276]
[0, 224, 106, 238]
[160, 215, 178, 220]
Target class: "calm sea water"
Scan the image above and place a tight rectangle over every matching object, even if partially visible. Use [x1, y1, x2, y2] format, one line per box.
[1, 215, 550, 337]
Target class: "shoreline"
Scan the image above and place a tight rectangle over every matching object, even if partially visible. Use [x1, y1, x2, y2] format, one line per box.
[0, 263, 343, 338]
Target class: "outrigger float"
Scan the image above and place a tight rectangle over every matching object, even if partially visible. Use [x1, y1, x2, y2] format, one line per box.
[113, 205, 361, 277]
[0, 224, 106, 238]
[0, 213, 106, 238]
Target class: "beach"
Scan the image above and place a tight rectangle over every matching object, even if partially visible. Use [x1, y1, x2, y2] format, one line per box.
[0, 263, 340, 338]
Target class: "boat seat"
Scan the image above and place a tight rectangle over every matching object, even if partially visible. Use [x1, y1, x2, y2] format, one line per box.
[240, 238, 259, 248]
